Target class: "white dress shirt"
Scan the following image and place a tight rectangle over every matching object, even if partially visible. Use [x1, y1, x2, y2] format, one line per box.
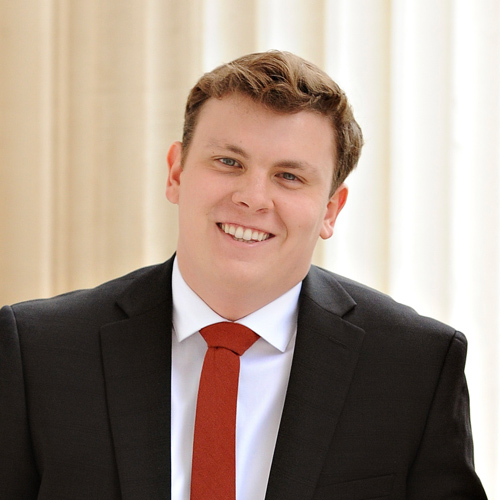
[171, 258, 300, 500]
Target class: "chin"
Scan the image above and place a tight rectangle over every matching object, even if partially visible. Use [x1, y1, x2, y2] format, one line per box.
[212, 262, 266, 287]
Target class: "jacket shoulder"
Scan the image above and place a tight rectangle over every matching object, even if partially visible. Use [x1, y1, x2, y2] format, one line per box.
[5, 261, 171, 335]
[310, 265, 459, 342]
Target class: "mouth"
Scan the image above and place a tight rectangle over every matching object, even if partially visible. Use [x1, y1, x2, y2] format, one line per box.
[217, 223, 274, 243]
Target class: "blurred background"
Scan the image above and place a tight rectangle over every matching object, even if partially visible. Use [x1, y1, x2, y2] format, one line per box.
[1, 0, 499, 495]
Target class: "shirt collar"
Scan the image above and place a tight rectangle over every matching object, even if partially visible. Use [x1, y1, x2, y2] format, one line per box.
[171, 257, 301, 352]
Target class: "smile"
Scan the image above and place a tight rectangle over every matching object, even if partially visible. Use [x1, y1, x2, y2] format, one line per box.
[218, 223, 273, 243]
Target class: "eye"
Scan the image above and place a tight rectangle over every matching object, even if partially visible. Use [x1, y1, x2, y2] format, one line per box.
[219, 157, 240, 167]
[280, 172, 298, 181]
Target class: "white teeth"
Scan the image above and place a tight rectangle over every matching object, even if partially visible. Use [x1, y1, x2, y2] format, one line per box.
[219, 224, 271, 242]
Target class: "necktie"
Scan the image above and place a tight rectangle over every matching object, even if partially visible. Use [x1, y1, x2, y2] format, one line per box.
[191, 322, 259, 500]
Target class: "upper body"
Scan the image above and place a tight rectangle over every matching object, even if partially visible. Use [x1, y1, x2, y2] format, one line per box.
[0, 257, 488, 499]
[0, 51, 488, 498]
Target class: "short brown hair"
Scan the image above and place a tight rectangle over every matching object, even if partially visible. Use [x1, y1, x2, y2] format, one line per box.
[182, 50, 363, 191]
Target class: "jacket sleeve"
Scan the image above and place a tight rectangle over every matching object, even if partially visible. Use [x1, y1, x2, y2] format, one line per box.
[407, 330, 488, 499]
[0, 305, 40, 499]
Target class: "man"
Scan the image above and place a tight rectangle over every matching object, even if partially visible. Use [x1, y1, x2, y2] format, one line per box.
[0, 51, 487, 499]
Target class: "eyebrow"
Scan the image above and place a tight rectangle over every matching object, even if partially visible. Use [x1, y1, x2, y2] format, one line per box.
[207, 141, 250, 159]
[207, 140, 318, 172]
[273, 160, 316, 172]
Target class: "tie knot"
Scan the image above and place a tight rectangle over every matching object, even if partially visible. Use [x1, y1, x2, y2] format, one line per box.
[200, 322, 259, 355]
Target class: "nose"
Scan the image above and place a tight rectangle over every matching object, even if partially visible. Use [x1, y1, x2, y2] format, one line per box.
[231, 172, 274, 212]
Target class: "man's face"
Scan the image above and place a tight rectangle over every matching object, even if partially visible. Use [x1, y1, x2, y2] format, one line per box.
[166, 93, 347, 311]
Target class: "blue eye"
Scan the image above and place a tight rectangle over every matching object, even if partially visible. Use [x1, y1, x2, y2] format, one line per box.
[219, 158, 239, 167]
[282, 172, 297, 181]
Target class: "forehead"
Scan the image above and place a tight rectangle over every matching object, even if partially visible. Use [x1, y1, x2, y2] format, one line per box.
[191, 94, 336, 165]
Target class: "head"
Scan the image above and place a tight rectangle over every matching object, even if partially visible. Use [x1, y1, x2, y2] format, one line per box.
[182, 50, 363, 194]
[166, 51, 363, 319]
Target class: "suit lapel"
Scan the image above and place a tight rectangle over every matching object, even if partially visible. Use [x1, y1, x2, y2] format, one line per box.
[100, 259, 174, 500]
[266, 266, 365, 500]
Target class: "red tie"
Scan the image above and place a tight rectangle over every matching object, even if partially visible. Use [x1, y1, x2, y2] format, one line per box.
[191, 322, 259, 500]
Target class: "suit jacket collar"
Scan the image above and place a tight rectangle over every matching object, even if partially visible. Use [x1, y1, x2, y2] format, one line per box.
[266, 266, 365, 500]
[100, 259, 365, 500]
[100, 258, 174, 500]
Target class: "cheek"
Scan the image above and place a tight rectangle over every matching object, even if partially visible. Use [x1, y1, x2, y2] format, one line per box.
[178, 181, 229, 225]
[284, 200, 327, 237]
[183, 170, 230, 202]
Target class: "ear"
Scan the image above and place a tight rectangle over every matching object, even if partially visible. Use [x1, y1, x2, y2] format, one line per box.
[166, 141, 183, 204]
[320, 183, 348, 240]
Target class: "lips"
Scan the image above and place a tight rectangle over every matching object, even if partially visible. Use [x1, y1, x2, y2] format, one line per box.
[218, 223, 273, 242]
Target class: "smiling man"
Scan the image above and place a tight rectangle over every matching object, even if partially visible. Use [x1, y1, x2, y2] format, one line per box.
[0, 51, 487, 499]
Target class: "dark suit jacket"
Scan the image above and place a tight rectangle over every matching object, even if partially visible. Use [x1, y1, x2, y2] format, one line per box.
[0, 257, 487, 499]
